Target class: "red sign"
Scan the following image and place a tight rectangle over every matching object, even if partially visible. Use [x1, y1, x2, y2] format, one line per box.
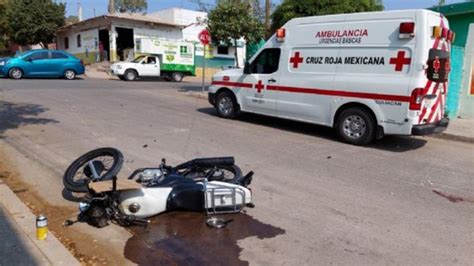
[198, 29, 211, 45]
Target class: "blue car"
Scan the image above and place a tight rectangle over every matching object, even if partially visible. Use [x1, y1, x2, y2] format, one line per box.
[0, 49, 85, 80]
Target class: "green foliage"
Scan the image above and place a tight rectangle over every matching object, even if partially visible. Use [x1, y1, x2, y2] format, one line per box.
[115, 0, 147, 13]
[5, 0, 65, 46]
[208, 2, 264, 45]
[208, 2, 264, 66]
[271, 0, 384, 31]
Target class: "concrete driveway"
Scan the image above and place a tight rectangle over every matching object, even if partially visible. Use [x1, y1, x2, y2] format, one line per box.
[0, 78, 472, 265]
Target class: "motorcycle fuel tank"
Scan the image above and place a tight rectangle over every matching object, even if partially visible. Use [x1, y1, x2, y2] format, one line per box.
[119, 187, 173, 218]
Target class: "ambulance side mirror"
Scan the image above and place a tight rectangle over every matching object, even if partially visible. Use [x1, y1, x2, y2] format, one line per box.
[243, 62, 250, 74]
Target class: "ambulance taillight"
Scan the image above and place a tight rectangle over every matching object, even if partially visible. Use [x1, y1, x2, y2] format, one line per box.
[276, 28, 286, 42]
[409, 88, 425, 110]
[399, 22, 415, 39]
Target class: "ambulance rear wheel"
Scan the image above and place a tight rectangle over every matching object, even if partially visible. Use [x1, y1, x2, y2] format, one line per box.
[216, 91, 238, 119]
[336, 108, 375, 145]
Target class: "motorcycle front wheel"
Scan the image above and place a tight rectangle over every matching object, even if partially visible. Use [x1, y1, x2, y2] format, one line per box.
[63, 147, 124, 193]
[183, 165, 242, 183]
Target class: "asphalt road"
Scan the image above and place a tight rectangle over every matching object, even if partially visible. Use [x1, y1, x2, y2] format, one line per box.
[0, 77, 473, 265]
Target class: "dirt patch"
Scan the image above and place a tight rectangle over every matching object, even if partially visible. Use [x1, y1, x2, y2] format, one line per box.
[0, 149, 124, 265]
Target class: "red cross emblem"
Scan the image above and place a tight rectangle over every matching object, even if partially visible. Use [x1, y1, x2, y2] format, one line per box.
[433, 56, 441, 73]
[445, 59, 450, 73]
[290, 52, 304, 68]
[255, 80, 265, 93]
[389, 51, 411, 72]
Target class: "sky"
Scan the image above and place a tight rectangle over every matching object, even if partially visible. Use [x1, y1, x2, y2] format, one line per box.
[60, 0, 467, 20]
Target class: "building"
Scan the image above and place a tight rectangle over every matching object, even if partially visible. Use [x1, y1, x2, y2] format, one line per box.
[149, 8, 246, 77]
[57, 13, 184, 64]
[430, 2, 474, 119]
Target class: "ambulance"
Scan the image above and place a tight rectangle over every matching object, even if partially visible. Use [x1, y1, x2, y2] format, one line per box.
[208, 10, 453, 145]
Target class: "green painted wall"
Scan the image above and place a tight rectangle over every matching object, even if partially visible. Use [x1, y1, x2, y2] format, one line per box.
[195, 55, 235, 69]
[446, 13, 474, 47]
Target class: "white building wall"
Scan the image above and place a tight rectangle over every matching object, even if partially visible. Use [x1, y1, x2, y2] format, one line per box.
[150, 8, 246, 67]
[58, 28, 99, 54]
[459, 24, 474, 118]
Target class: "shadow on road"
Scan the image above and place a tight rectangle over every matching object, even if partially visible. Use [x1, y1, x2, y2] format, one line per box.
[0, 207, 42, 265]
[178, 85, 208, 93]
[197, 107, 426, 152]
[0, 100, 59, 138]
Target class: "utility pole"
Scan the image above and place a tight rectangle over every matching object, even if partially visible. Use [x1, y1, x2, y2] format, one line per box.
[108, 0, 116, 14]
[265, 0, 271, 36]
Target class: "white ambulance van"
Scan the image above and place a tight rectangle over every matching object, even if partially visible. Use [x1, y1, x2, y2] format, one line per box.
[208, 10, 453, 145]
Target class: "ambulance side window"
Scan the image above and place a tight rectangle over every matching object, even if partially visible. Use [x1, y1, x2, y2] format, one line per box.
[251, 48, 281, 74]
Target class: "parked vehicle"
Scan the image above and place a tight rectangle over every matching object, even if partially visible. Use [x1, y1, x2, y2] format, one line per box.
[208, 10, 453, 145]
[62, 148, 253, 227]
[0, 49, 85, 80]
[110, 53, 194, 82]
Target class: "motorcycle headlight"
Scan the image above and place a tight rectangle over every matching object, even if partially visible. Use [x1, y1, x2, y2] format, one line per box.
[79, 202, 90, 212]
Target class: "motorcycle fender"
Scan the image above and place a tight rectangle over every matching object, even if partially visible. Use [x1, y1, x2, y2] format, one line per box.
[119, 187, 173, 219]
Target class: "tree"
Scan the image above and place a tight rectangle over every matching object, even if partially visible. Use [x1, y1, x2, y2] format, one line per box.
[271, 0, 383, 31]
[5, 0, 65, 47]
[207, 2, 264, 67]
[110, 0, 147, 14]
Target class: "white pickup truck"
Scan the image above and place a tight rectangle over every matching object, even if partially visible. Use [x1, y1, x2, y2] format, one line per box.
[110, 54, 194, 82]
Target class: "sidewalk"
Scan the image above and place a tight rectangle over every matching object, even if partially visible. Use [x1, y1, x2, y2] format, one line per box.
[433, 117, 474, 143]
[0, 183, 79, 265]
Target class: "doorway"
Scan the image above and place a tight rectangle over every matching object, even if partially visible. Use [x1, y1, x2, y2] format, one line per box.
[116, 27, 134, 61]
[99, 29, 110, 61]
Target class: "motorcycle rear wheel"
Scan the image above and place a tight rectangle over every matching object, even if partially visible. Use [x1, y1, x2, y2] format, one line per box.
[63, 147, 124, 193]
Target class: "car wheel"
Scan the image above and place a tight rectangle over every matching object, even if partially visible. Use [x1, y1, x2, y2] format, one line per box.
[124, 70, 137, 81]
[64, 70, 76, 80]
[171, 72, 184, 82]
[215, 91, 238, 119]
[336, 107, 375, 145]
[9, 68, 23, 80]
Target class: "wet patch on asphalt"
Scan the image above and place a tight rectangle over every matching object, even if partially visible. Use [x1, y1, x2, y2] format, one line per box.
[124, 212, 285, 265]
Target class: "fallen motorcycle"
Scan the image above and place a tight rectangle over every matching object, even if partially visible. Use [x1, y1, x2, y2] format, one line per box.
[63, 148, 254, 227]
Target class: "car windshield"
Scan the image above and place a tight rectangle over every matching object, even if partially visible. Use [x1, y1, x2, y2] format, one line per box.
[14, 51, 32, 58]
[131, 55, 146, 63]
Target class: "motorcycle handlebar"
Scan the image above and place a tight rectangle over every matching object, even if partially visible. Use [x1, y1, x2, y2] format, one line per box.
[175, 157, 235, 169]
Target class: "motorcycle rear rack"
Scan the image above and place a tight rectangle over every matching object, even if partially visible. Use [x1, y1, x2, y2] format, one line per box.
[203, 182, 246, 215]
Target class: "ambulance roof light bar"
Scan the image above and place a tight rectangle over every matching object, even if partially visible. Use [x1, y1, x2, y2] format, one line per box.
[399, 22, 415, 39]
[276, 28, 285, 42]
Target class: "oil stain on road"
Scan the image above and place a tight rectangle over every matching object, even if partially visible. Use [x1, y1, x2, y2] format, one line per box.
[124, 212, 285, 265]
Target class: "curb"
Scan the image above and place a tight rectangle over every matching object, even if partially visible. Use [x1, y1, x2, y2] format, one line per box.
[0, 184, 80, 265]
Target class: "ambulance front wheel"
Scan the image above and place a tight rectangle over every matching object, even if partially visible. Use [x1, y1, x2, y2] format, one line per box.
[336, 108, 375, 146]
[215, 91, 238, 119]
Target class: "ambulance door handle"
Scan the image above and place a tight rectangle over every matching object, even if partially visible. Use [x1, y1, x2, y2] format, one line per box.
[268, 78, 277, 83]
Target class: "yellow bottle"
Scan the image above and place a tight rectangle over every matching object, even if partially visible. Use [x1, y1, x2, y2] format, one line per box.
[36, 215, 48, 240]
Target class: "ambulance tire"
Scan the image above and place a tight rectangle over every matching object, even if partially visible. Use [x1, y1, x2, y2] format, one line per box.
[336, 108, 375, 146]
[215, 91, 238, 119]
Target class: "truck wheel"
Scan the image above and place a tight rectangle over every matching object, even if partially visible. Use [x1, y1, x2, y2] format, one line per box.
[215, 91, 238, 119]
[336, 107, 375, 145]
[9, 68, 23, 79]
[124, 70, 137, 81]
[171, 72, 184, 82]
